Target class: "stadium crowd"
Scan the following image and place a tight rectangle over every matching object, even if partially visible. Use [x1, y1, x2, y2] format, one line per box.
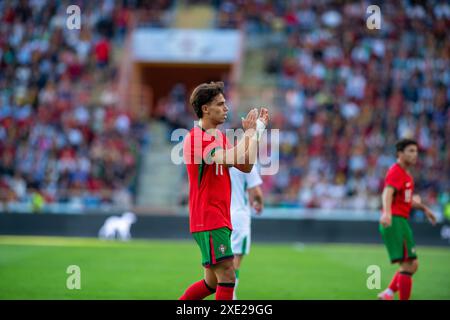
[213, 0, 449, 212]
[0, 0, 161, 210]
[1, 0, 448, 215]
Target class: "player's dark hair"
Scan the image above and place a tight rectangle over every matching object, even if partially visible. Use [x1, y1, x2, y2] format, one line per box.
[395, 138, 418, 154]
[189, 81, 224, 118]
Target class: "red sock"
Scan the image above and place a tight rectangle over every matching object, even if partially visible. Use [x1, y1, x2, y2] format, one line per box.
[398, 272, 412, 300]
[388, 272, 400, 292]
[215, 283, 235, 300]
[179, 280, 215, 300]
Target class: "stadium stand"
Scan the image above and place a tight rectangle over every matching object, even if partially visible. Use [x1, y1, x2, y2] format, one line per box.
[209, 0, 449, 212]
[0, 0, 448, 216]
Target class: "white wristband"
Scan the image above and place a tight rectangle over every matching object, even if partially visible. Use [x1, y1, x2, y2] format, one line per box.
[256, 118, 266, 131]
[255, 119, 266, 141]
[244, 119, 266, 141]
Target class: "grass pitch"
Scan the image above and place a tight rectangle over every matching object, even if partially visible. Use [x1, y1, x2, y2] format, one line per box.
[0, 236, 449, 300]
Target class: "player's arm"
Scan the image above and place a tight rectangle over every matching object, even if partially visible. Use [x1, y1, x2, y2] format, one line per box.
[233, 134, 259, 173]
[211, 108, 257, 172]
[248, 185, 264, 215]
[212, 108, 269, 173]
[412, 194, 437, 225]
[380, 186, 395, 227]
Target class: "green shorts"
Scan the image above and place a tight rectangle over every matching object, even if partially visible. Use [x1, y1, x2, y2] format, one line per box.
[379, 216, 417, 263]
[192, 227, 234, 268]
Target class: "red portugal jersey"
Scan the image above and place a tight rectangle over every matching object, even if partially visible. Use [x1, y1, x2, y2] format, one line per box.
[383, 163, 415, 219]
[183, 126, 232, 233]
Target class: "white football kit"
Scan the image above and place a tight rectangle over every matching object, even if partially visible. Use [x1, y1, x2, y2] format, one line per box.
[230, 165, 262, 255]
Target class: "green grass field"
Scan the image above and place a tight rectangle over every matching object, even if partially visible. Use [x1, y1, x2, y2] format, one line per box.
[0, 236, 449, 300]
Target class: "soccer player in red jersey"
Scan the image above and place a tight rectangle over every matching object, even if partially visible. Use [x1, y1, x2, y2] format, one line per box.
[179, 82, 269, 300]
[378, 139, 437, 300]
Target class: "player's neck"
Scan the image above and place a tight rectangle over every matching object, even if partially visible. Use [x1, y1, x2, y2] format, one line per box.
[198, 118, 218, 132]
[397, 160, 410, 172]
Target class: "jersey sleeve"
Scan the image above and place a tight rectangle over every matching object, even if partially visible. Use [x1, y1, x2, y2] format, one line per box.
[384, 167, 402, 191]
[246, 164, 263, 189]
